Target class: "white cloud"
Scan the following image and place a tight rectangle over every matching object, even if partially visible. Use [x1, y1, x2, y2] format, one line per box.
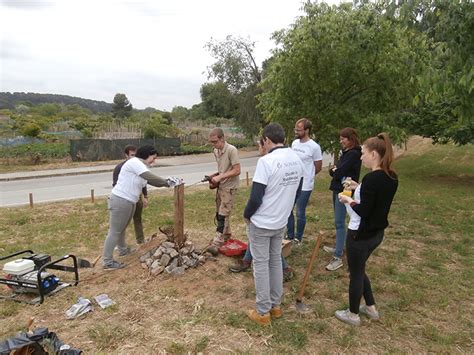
[0, 0, 340, 110]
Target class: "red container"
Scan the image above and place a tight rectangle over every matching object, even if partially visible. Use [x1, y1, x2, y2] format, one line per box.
[218, 239, 248, 256]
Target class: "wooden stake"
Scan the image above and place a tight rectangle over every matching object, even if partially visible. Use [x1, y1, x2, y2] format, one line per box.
[29, 193, 33, 208]
[174, 184, 184, 246]
[91, 189, 95, 203]
[246, 171, 249, 186]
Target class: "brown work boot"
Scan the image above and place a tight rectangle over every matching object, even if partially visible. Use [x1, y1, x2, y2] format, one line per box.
[247, 309, 271, 326]
[212, 232, 225, 247]
[270, 306, 282, 319]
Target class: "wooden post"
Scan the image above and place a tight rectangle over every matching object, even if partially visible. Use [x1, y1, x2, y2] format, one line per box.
[174, 184, 184, 246]
[29, 193, 33, 208]
[91, 189, 95, 203]
[246, 171, 249, 186]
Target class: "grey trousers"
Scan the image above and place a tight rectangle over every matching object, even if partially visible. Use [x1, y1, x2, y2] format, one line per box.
[103, 194, 136, 265]
[248, 222, 285, 315]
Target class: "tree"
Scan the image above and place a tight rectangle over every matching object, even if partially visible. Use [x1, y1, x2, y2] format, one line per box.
[259, 2, 426, 153]
[171, 106, 190, 124]
[204, 35, 264, 137]
[397, 0, 474, 144]
[112, 93, 133, 119]
[200, 81, 237, 118]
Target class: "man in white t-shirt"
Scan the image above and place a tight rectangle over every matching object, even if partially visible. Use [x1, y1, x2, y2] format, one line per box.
[244, 123, 303, 326]
[287, 118, 323, 244]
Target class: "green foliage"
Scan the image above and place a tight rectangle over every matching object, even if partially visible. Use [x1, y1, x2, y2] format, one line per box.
[69, 115, 102, 137]
[0, 142, 69, 159]
[112, 93, 133, 119]
[397, 0, 474, 144]
[204, 35, 264, 137]
[143, 113, 180, 139]
[189, 103, 208, 121]
[226, 136, 253, 148]
[200, 81, 237, 118]
[259, 1, 425, 152]
[20, 122, 41, 137]
[170, 105, 189, 124]
[180, 144, 212, 154]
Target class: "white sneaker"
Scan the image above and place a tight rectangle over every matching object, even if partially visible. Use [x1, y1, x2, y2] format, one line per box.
[323, 246, 335, 254]
[335, 309, 361, 326]
[359, 304, 380, 321]
[325, 257, 343, 271]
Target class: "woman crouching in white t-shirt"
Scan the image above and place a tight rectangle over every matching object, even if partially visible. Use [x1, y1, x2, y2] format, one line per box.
[103, 145, 178, 270]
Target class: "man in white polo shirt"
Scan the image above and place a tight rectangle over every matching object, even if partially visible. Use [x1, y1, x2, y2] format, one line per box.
[244, 123, 303, 326]
[287, 118, 322, 245]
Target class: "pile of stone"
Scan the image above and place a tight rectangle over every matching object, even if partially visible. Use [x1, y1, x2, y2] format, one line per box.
[139, 240, 207, 276]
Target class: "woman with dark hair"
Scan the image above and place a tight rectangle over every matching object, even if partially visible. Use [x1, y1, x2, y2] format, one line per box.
[103, 145, 180, 270]
[335, 133, 398, 326]
[325, 128, 362, 271]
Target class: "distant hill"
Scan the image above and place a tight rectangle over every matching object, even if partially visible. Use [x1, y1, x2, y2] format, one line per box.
[0, 92, 112, 113]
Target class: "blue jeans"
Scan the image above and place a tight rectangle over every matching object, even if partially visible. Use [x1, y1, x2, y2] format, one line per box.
[287, 190, 312, 242]
[333, 191, 347, 258]
[243, 245, 288, 269]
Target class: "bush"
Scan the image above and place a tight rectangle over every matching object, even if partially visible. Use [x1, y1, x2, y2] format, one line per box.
[0, 142, 69, 159]
[180, 144, 213, 154]
[20, 122, 41, 137]
[226, 137, 254, 148]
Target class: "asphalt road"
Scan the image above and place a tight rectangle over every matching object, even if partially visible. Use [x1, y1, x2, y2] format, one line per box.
[0, 157, 260, 207]
[1, 153, 333, 207]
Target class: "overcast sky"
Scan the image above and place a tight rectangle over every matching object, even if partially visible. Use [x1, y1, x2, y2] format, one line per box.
[0, 0, 340, 111]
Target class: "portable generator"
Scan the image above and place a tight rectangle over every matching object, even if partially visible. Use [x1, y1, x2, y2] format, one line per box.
[0, 250, 79, 304]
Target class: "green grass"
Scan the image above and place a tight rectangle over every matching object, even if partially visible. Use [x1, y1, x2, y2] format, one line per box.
[0, 139, 473, 353]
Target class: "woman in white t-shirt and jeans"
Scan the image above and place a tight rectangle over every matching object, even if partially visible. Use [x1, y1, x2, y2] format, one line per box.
[103, 145, 177, 270]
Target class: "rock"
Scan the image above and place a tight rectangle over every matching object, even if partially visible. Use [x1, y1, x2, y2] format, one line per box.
[170, 266, 186, 275]
[139, 251, 152, 263]
[145, 258, 153, 267]
[194, 249, 202, 255]
[153, 248, 163, 259]
[165, 258, 179, 273]
[169, 258, 178, 269]
[160, 254, 171, 267]
[151, 260, 160, 269]
[151, 265, 165, 275]
[182, 255, 191, 266]
[198, 256, 206, 263]
[141, 262, 148, 269]
[162, 241, 175, 249]
[206, 245, 219, 257]
[169, 249, 179, 259]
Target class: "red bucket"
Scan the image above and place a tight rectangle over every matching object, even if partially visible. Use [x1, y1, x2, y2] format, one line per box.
[218, 239, 248, 256]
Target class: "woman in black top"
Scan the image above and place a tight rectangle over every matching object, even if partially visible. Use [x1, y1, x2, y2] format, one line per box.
[325, 128, 362, 271]
[335, 133, 398, 326]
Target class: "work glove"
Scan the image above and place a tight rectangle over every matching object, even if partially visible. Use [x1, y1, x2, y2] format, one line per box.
[166, 176, 183, 188]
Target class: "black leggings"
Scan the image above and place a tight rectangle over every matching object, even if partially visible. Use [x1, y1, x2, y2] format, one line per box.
[346, 229, 384, 314]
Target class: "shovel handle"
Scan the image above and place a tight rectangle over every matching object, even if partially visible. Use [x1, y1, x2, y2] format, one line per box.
[296, 233, 323, 301]
[91, 255, 101, 267]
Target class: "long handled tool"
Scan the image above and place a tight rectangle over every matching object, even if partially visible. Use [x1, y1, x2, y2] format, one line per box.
[295, 232, 323, 314]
